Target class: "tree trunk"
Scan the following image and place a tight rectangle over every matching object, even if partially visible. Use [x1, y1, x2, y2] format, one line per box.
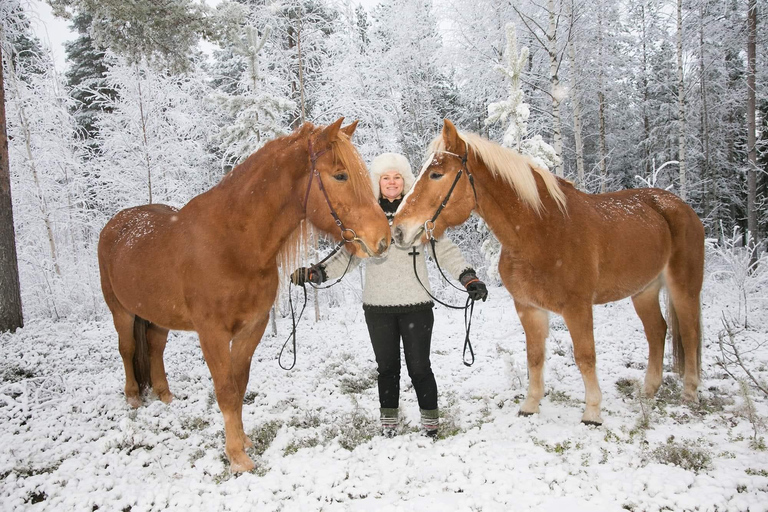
[566, 4, 584, 188]
[746, 0, 758, 254]
[8, 55, 62, 277]
[136, 66, 153, 204]
[598, 7, 608, 193]
[0, 45, 24, 331]
[641, 5, 651, 178]
[699, 1, 712, 218]
[547, 0, 563, 177]
[677, 0, 687, 201]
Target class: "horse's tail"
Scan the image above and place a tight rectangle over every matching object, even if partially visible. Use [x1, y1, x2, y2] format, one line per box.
[133, 316, 151, 391]
[667, 295, 702, 378]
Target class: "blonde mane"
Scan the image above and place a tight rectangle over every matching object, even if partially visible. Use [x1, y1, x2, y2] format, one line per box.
[428, 131, 567, 214]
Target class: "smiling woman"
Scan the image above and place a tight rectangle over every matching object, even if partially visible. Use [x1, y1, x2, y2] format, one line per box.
[291, 151, 487, 439]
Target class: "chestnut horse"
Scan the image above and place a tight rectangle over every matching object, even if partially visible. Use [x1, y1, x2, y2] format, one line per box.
[392, 119, 704, 425]
[98, 119, 390, 472]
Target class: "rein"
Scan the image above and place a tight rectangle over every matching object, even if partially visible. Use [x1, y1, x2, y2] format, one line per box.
[278, 139, 360, 370]
[410, 144, 479, 367]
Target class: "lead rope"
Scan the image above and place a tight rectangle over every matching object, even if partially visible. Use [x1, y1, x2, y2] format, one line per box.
[409, 243, 476, 367]
[278, 246, 355, 370]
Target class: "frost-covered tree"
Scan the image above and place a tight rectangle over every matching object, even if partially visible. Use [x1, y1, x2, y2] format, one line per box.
[213, 20, 295, 166]
[64, 12, 115, 143]
[92, 58, 219, 212]
[5, 44, 98, 320]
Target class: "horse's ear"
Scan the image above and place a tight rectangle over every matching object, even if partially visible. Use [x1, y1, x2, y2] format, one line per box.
[442, 119, 461, 150]
[340, 120, 359, 139]
[323, 117, 345, 142]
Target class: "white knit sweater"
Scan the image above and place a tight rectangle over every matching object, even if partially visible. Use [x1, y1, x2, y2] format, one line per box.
[322, 222, 472, 312]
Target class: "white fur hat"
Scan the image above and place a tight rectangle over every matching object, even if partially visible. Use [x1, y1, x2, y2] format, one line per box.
[369, 152, 416, 198]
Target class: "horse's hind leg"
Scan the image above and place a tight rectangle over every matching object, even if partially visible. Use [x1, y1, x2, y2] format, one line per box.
[147, 324, 173, 404]
[111, 309, 142, 408]
[561, 304, 602, 425]
[515, 301, 549, 417]
[666, 279, 702, 402]
[631, 279, 666, 397]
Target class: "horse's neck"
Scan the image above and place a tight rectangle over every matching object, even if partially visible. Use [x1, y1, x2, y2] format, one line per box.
[474, 165, 541, 243]
[197, 142, 309, 259]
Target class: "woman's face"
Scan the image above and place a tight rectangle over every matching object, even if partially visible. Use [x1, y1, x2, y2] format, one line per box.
[379, 170, 404, 200]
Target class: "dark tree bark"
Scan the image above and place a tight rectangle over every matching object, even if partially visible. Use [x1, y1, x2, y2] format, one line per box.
[747, 0, 758, 254]
[0, 44, 24, 332]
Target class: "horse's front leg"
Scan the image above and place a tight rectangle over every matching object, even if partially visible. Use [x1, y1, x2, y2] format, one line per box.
[198, 327, 254, 473]
[562, 304, 603, 425]
[231, 314, 270, 449]
[514, 301, 549, 417]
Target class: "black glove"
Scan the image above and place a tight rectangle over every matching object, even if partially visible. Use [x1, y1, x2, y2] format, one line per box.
[460, 269, 488, 302]
[290, 266, 326, 286]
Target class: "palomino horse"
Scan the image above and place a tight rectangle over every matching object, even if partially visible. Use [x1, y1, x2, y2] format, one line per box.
[98, 119, 390, 472]
[392, 119, 704, 425]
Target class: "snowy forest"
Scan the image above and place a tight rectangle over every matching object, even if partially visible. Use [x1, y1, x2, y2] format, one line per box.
[2, 0, 768, 510]
[0, 0, 766, 324]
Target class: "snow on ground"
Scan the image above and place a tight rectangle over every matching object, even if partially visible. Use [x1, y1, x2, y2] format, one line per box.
[1, 282, 768, 511]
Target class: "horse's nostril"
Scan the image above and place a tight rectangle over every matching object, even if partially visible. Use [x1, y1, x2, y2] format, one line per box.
[377, 237, 389, 254]
[393, 225, 402, 244]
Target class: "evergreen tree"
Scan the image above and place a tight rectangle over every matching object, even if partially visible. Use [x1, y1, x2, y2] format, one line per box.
[64, 12, 116, 141]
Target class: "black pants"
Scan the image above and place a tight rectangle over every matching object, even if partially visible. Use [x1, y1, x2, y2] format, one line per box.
[364, 308, 436, 411]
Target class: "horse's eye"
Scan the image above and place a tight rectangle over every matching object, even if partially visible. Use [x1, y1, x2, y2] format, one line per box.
[429, 172, 444, 180]
[333, 173, 348, 182]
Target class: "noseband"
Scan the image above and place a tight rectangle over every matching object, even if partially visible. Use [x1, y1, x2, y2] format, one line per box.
[423, 144, 478, 240]
[304, 139, 359, 244]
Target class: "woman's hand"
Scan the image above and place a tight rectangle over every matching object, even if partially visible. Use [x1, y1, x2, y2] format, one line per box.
[460, 270, 488, 302]
[290, 266, 325, 286]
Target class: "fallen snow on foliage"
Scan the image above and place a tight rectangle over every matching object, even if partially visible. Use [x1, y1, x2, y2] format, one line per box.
[1, 285, 767, 511]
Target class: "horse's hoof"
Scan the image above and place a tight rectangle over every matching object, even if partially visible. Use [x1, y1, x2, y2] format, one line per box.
[126, 395, 142, 409]
[682, 390, 699, 403]
[581, 420, 603, 427]
[518, 410, 535, 417]
[229, 453, 256, 473]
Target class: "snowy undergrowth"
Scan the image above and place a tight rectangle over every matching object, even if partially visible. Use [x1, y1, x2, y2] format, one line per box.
[1, 270, 768, 510]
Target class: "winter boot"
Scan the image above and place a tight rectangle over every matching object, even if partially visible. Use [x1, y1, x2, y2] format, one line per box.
[380, 408, 399, 438]
[420, 408, 439, 439]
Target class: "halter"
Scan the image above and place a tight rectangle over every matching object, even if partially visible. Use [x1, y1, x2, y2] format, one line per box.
[279, 138, 362, 370]
[303, 138, 360, 244]
[410, 142, 481, 366]
[423, 143, 477, 240]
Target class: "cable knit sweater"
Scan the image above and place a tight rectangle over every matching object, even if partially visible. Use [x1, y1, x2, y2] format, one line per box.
[322, 198, 472, 313]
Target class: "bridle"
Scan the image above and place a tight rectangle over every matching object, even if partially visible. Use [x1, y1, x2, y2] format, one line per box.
[410, 142, 482, 367]
[303, 138, 360, 245]
[279, 138, 363, 370]
[422, 143, 478, 241]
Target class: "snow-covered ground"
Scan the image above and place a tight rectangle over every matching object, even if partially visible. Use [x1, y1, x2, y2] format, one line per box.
[1, 274, 768, 511]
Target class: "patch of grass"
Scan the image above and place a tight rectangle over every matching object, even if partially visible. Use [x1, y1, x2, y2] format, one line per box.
[745, 468, 768, 477]
[248, 420, 282, 457]
[283, 436, 320, 456]
[651, 436, 712, 473]
[243, 391, 259, 405]
[181, 417, 210, 432]
[548, 389, 579, 406]
[531, 436, 572, 455]
[336, 409, 377, 450]
[339, 370, 377, 394]
[0, 365, 37, 383]
[615, 378, 637, 399]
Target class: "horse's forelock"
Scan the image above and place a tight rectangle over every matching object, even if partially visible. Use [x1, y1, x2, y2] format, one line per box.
[330, 134, 372, 202]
